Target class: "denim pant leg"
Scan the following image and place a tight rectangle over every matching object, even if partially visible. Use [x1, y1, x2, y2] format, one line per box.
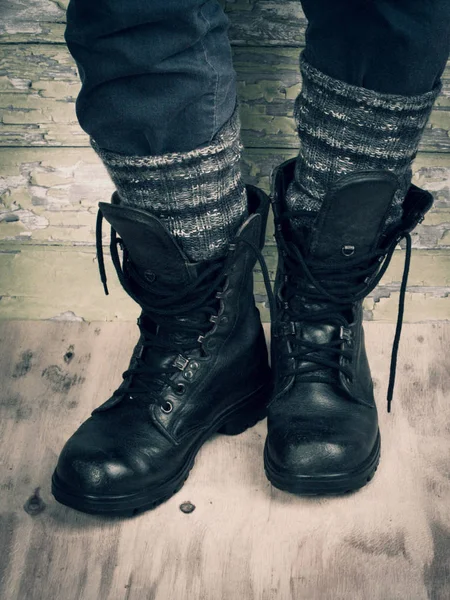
[65, 0, 237, 156]
[300, 0, 450, 95]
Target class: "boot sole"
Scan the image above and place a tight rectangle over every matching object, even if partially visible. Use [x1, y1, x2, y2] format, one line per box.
[51, 384, 271, 517]
[264, 430, 381, 496]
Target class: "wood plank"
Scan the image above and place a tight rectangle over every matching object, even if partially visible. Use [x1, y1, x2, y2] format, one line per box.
[0, 0, 66, 44]
[1, 45, 449, 151]
[1, 147, 449, 249]
[0, 23, 66, 45]
[0, 243, 449, 322]
[0, 0, 67, 32]
[0, 320, 449, 599]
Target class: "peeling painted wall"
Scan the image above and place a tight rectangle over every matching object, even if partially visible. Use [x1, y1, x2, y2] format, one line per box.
[0, 0, 449, 321]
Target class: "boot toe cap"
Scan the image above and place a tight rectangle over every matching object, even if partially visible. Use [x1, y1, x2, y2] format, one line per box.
[266, 427, 373, 477]
[266, 384, 379, 479]
[53, 416, 168, 497]
[55, 438, 134, 496]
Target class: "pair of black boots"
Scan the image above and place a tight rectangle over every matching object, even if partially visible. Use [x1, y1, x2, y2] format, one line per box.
[52, 160, 432, 515]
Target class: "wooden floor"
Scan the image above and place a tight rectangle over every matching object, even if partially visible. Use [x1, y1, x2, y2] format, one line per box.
[0, 320, 449, 599]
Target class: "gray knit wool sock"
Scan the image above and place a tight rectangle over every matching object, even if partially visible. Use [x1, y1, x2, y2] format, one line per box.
[91, 108, 247, 262]
[286, 54, 441, 228]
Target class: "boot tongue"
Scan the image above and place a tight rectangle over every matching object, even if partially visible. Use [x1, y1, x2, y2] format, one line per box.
[287, 172, 399, 382]
[99, 200, 198, 287]
[306, 171, 399, 263]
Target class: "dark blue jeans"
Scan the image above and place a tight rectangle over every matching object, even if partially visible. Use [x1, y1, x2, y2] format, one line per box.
[65, 0, 450, 156]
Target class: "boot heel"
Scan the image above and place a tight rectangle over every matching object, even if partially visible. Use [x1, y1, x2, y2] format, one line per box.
[218, 385, 271, 436]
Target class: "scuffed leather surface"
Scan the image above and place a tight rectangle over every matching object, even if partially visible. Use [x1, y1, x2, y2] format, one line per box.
[267, 160, 384, 477]
[266, 381, 378, 476]
[55, 186, 271, 496]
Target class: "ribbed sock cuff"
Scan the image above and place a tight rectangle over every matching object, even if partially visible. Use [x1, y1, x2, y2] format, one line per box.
[286, 53, 441, 226]
[91, 107, 247, 262]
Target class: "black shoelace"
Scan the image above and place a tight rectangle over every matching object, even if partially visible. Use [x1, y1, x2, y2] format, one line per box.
[274, 210, 412, 413]
[95, 210, 275, 402]
[96, 211, 232, 399]
[96, 206, 410, 413]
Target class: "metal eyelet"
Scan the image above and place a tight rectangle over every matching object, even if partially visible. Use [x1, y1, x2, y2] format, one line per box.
[175, 383, 185, 395]
[160, 401, 173, 413]
[341, 245, 355, 257]
[184, 370, 194, 381]
[190, 361, 199, 371]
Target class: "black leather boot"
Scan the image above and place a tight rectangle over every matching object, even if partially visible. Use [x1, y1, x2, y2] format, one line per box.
[52, 185, 272, 515]
[265, 159, 433, 495]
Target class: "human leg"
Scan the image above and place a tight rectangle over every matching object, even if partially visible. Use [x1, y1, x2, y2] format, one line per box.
[53, 0, 272, 515]
[265, 0, 450, 494]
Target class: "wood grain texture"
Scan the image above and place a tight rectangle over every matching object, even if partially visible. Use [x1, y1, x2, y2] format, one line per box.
[0, 320, 449, 600]
[1, 45, 449, 151]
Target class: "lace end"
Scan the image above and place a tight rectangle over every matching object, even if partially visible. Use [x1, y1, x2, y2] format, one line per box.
[386, 362, 396, 412]
[385, 232, 412, 414]
[96, 208, 109, 296]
